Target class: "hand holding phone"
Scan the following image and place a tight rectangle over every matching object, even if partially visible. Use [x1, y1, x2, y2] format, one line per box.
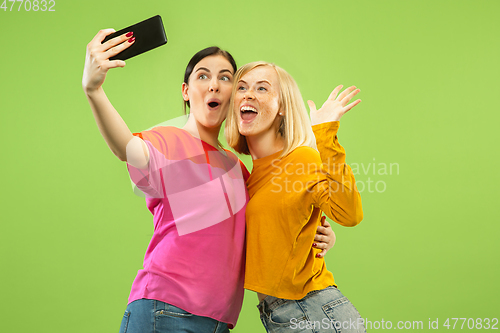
[82, 16, 168, 92]
[101, 15, 168, 60]
[82, 29, 136, 92]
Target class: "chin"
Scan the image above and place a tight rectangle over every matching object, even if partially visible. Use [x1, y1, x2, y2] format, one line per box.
[238, 121, 258, 135]
[238, 128, 254, 137]
[202, 117, 224, 129]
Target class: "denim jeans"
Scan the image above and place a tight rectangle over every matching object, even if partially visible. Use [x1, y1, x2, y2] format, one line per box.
[119, 299, 229, 333]
[257, 286, 366, 333]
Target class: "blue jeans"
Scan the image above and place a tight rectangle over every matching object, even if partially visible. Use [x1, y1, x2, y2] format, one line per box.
[119, 299, 229, 333]
[257, 286, 366, 333]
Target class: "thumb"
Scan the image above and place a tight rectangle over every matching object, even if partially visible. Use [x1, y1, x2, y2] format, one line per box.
[109, 60, 127, 69]
[307, 100, 317, 113]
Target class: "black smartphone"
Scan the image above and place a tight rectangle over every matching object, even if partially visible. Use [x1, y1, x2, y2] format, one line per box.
[101, 15, 168, 60]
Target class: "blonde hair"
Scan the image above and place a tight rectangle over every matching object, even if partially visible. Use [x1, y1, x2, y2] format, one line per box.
[225, 61, 317, 158]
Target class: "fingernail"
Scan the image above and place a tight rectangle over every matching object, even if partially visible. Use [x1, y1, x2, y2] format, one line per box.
[128, 37, 136, 43]
[126, 31, 134, 37]
[316, 254, 321, 258]
[313, 243, 317, 247]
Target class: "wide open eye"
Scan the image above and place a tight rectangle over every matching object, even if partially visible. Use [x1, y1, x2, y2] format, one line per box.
[198, 74, 208, 80]
[220, 76, 231, 82]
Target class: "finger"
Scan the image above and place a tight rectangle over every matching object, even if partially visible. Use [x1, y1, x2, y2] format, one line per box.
[101, 31, 135, 53]
[312, 241, 328, 249]
[316, 241, 328, 250]
[337, 86, 356, 101]
[322, 219, 331, 228]
[313, 234, 328, 243]
[316, 226, 328, 235]
[327, 85, 343, 101]
[104, 59, 127, 70]
[341, 88, 360, 106]
[99, 59, 126, 72]
[307, 100, 317, 113]
[344, 99, 362, 113]
[316, 249, 327, 258]
[90, 29, 116, 48]
[104, 37, 136, 59]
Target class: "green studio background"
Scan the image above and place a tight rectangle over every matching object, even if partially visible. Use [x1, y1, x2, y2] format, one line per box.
[1, 0, 499, 332]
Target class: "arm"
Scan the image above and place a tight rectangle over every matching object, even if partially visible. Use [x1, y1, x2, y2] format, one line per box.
[308, 85, 363, 226]
[82, 29, 148, 168]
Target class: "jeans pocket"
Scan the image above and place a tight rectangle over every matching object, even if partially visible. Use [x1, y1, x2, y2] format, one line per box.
[322, 297, 365, 333]
[119, 310, 130, 333]
[155, 303, 194, 318]
[267, 301, 307, 327]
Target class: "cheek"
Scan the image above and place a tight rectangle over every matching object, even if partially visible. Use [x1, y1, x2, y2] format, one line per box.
[270, 93, 280, 110]
[221, 86, 232, 102]
[233, 95, 242, 110]
[262, 95, 280, 120]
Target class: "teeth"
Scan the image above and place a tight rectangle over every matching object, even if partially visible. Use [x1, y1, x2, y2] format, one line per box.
[240, 106, 257, 112]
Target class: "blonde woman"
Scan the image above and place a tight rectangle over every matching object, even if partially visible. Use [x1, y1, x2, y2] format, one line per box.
[225, 62, 366, 332]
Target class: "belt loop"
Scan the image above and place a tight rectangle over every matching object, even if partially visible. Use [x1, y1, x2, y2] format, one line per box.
[257, 298, 268, 316]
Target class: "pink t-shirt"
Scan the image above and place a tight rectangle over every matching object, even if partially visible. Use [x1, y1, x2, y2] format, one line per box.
[126, 126, 249, 328]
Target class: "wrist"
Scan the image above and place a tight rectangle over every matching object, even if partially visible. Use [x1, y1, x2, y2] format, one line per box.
[311, 116, 341, 126]
[84, 86, 104, 98]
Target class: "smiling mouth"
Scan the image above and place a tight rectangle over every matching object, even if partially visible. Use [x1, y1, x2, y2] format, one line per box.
[240, 106, 258, 121]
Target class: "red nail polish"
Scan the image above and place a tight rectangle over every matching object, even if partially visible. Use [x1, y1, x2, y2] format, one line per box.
[316, 254, 321, 258]
[128, 37, 135, 43]
[313, 243, 317, 247]
[126, 31, 133, 37]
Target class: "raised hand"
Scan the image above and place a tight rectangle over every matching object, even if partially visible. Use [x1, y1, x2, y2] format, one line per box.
[82, 29, 135, 93]
[307, 85, 361, 125]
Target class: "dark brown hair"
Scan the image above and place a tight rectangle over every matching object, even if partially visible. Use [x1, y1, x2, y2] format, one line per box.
[183, 47, 237, 114]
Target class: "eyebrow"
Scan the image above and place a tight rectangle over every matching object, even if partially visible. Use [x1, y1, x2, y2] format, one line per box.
[238, 79, 271, 85]
[195, 67, 233, 75]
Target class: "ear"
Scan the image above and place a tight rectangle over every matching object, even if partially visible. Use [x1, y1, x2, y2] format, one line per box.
[181, 82, 189, 102]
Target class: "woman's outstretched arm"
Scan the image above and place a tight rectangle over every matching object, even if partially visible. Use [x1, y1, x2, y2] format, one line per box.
[82, 29, 148, 168]
[307, 85, 363, 226]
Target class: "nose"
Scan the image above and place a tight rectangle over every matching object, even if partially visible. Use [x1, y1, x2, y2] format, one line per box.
[208, 78, 219, 92]
[243, 89, 254, 100]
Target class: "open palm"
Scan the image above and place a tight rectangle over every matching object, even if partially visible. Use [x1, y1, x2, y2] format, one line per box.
[308, 85, 361, 125]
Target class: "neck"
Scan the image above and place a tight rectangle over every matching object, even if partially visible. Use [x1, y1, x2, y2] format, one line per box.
[182, 114, 221, 148]
[247, 131, 285, 160]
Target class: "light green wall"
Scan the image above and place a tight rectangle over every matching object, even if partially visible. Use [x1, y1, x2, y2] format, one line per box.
[1, 0, 499, 332]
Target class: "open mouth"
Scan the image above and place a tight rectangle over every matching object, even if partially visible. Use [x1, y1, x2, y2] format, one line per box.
[207, 99, 221, 110]
[240, 105, 258, 121]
